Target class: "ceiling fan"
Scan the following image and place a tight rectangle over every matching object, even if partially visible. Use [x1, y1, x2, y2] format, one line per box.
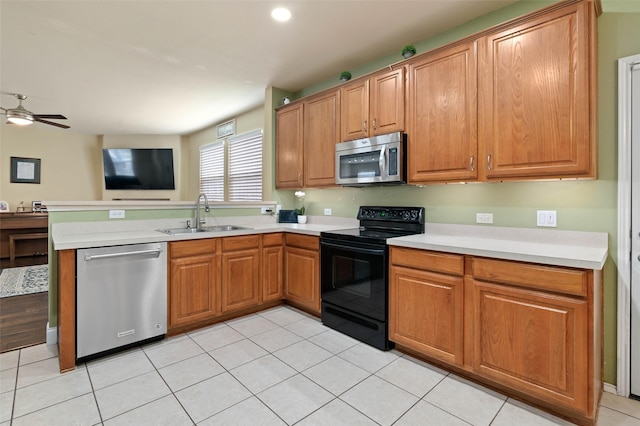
[1, 94, 69, 129]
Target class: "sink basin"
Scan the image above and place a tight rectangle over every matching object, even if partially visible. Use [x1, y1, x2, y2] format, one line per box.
[157, 228, 208, 235]
[202, 225, 250, 232]
[157, 225, 250, 235]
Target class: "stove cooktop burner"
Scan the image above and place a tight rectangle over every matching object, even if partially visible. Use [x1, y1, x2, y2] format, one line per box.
[321, 206, 426, 244]
[321, 227, 418, 243]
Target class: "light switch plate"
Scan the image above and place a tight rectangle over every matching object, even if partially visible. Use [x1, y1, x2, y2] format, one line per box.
[537, 210, 557, 227]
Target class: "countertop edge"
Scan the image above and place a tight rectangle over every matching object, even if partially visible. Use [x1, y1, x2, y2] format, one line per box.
[388, 237, 607, 270]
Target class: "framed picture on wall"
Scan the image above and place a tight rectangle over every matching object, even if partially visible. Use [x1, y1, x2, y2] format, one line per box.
[10, 157, 41, 184]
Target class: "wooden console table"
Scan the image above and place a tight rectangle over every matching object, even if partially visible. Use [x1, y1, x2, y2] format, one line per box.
[0, 213, 48, 260]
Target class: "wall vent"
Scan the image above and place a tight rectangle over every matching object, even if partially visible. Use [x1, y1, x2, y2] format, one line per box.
[216, 120, 236, 139]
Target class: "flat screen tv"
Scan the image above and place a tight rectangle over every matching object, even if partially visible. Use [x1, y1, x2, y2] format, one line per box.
[102, 148, 175, 190]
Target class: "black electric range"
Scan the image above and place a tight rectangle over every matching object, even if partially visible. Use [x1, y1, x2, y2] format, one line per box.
[320, 206, 425, 350]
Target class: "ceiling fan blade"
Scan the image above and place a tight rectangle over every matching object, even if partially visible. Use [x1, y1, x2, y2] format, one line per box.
[34, 117, 70, 129]
[33, 114, 67, 120]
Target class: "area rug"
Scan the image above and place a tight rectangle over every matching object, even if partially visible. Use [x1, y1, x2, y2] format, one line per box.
[0, 265, 48, 298]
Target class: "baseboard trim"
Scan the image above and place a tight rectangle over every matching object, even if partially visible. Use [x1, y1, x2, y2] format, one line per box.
[604, 382, 617, 395]
[46, 322, 57, 345]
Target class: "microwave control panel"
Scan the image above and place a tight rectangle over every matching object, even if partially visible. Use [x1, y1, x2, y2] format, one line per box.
[389, 148, 398, 176]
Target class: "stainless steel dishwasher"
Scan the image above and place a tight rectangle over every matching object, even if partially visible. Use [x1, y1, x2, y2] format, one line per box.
[76, 242, 167, 360]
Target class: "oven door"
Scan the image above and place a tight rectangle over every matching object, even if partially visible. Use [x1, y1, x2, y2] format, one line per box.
[320, 238, 387, 321]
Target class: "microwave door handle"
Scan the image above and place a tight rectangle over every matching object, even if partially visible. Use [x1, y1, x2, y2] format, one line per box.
[379, 146, 387, 179]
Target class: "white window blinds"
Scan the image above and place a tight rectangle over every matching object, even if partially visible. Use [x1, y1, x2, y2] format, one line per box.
[200, 141, 224, 201]
[228, 129, 263, 201]
[199, 129, 262, 201]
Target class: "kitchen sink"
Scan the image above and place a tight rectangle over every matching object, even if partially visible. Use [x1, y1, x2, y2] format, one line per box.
[203, 225, 250, 232]
[157, 225, 250, 235]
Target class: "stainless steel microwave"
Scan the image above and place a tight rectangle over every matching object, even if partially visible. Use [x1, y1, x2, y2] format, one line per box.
[335, 132, 406, 185]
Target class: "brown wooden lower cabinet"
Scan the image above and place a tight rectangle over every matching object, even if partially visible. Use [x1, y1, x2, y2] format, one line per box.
[221, 235, 261, 313]
[168, 239, 220, 329]
[389, 248, 465, 366]
[284, 234, 320, 315]
[262, 233, 284, 302]
[389, 246, 602, 425]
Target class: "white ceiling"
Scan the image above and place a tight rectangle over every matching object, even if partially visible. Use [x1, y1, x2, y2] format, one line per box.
[0, 0, 520, 136]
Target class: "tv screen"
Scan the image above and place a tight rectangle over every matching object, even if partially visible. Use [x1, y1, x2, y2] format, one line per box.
[102, 148, 175, 190]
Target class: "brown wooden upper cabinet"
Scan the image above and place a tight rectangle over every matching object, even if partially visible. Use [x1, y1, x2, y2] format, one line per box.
[276, 103, 304, 188]
[407, 41, 478, 183]
[304, 90, 340, 187]
[276, 90, 340, 189]
[478, 0, 595, 180]
[340, 67, 405, 142]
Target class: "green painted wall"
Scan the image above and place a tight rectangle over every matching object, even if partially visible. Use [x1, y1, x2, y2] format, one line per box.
[274, 4, 640, 385]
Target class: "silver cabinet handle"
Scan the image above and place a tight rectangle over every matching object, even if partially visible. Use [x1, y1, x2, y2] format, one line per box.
[487, 154, 492, 171]
[363, 120, 367, 132]
[85, 249, 162, 261]
[470, 156, 475, 171]
[373, 118, 377, 130]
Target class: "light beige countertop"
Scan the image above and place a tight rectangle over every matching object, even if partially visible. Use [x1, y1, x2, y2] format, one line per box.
[53, 218, 608, 270]
[51, 216, 358, 251]
[388, 223, 608, 270]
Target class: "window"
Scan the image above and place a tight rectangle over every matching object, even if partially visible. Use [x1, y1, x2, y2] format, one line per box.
[200, 129, 262, 201]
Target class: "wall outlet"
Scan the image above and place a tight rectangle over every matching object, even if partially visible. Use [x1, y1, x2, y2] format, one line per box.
[324, 208, 332, 216]
[109, 209, 125, 219]
[537, 210, 557, 227]
[476, 213, 493, 224]
[276, 205, 282, 213]
[261, 207, 274, 215]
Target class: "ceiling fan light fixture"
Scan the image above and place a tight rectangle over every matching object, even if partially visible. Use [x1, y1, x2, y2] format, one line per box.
[6, 109, 33, 125]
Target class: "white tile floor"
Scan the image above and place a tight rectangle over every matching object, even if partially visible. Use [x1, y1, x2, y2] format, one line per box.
[1, 306, 639, 425]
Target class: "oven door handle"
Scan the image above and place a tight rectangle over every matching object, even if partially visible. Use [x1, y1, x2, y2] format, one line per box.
[321, 241, 386, 256]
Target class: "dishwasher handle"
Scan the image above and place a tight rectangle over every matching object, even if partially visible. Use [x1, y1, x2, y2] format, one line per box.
[84, 248, 163, 261]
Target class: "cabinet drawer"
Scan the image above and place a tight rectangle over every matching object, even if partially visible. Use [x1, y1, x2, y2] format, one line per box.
[263, 233, 284, 247]
[390, 247, 464, 276]
[170, 239, 217, 258]
[471, 257, 588, 297]
[222, 235, 260, 252]
[285, 234, 319, 251]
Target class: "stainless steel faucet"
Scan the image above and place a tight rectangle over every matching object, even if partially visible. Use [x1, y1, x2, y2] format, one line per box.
[195, 193, 210, 230]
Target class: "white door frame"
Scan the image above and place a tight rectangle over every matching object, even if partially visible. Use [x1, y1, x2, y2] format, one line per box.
[617, 53, 640, 396]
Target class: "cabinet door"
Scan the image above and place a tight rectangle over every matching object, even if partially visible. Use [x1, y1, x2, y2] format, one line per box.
[341, 79, 369, 141]
[471, 279, 588, 412]
[284, 246, 320, 314]
[478, 2, 593, 179]
[370, 68, 405, 136]
[221, 248, 260, 312]
[408, 41, 478, 183]
[262, 245, 283, 302]
[169, 253, 219, 327]
[304, 90, 340, 187]
[276, 103, 304, 188]
[221, 236, 260, 312]
[389, 265, 464, 366]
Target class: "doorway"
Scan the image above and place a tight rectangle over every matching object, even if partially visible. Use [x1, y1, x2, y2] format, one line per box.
[617, 53, 640, 398]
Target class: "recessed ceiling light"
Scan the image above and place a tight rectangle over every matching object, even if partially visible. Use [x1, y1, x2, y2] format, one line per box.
[271, 7, 291, 22]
